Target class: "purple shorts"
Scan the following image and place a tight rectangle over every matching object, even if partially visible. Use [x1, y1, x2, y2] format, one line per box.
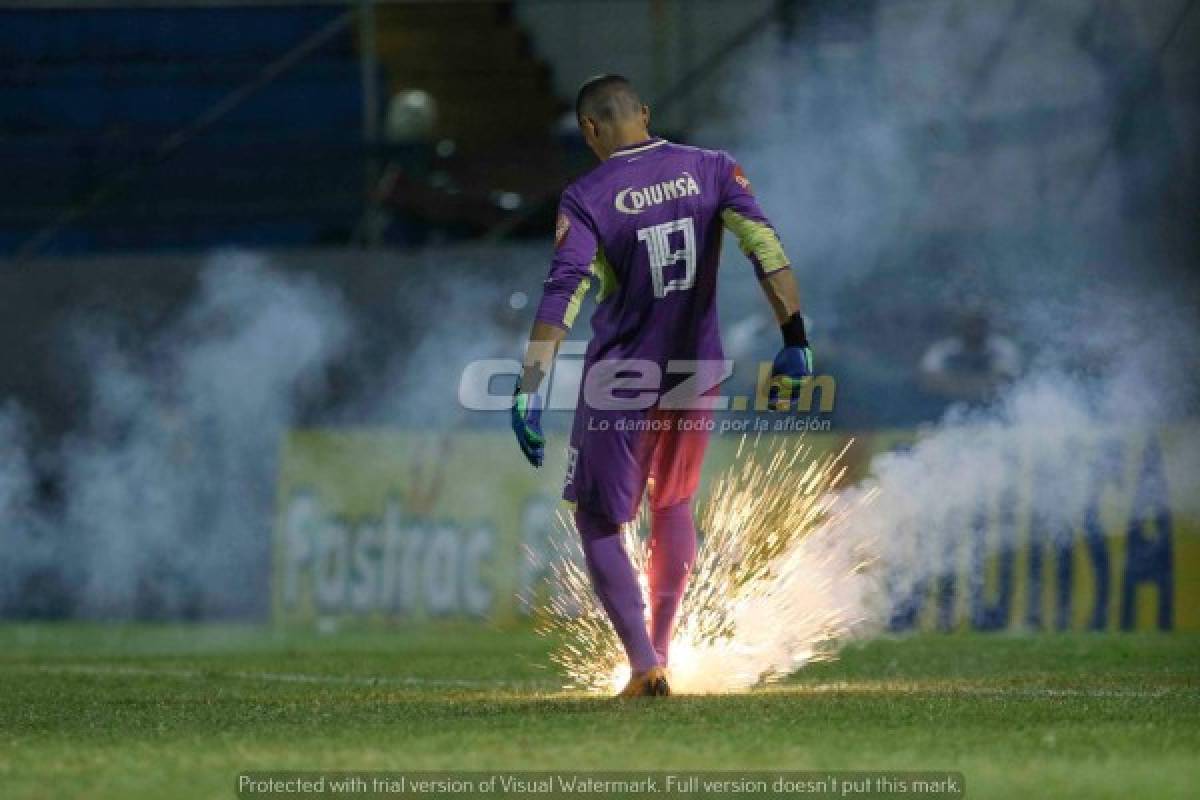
[563, 405, 712, 525]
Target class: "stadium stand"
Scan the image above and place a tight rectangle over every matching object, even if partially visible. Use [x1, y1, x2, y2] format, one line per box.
[0, 6, 372, 254]
[0, 3, 579, 255]
[375, 2, 560, 145]
[368, 2, 584, 245]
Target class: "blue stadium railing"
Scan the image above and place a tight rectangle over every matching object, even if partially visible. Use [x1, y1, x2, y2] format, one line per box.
[0, 7, 349, 61]
[0, 6, 375, 256]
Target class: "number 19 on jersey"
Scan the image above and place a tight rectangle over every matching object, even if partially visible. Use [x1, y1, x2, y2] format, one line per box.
[637, 217, 696, 298]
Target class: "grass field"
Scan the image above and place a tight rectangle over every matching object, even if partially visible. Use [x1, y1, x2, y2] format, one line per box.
[0, 624, 1197, 799]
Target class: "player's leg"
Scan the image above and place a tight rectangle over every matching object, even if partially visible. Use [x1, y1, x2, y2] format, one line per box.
[575, 506, 659, 677]
[646, 409, 710, 666]
[647, 500, 697, 666]
[565, 406, 663, 690]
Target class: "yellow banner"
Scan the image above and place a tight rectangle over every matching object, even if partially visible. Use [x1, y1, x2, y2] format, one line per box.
[273, 427, 1198, 631]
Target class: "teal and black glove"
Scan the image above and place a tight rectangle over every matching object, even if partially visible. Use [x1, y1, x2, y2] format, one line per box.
[511, 378, 545, 468]
[768, 312, 815, 411]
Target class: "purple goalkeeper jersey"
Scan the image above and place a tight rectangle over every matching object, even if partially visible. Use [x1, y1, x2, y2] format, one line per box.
[533, 138, 790, 523]
[534, 137, 790, 382]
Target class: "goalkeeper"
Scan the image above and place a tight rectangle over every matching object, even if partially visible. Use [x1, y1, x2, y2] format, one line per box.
[512, 75, 811, 697]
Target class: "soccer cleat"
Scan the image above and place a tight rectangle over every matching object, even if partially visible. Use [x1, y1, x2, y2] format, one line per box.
[617, 666, 670, 698]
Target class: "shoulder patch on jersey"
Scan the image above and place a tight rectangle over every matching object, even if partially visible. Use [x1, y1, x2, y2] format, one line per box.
[733, 164, 752, 192]
[555, 213, 570, 247]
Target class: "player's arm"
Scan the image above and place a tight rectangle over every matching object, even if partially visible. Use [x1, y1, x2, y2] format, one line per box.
[716, 153, 813, 409]
[759, 268, 801, 325]
[511, 321, 564, 469]
[518, 322, 567, 397]
[512, 192, 598, 467]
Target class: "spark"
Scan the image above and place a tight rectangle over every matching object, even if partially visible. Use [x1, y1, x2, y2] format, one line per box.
[535, 434, 878, 694]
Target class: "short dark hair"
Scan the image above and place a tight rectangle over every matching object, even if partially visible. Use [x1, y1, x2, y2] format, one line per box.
[575, 74, 642, 122]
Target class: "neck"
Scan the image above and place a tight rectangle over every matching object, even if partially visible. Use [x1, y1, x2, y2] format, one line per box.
[602, 126, 652, 159]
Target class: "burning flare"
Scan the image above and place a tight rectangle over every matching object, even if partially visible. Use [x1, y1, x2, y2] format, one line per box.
[536, 434, 877, 694]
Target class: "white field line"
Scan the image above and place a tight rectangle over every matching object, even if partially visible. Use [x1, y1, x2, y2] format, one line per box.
[771, 680, 1185, 699]
[0, 663, 1188, 699]
[0, 662, 558, 691]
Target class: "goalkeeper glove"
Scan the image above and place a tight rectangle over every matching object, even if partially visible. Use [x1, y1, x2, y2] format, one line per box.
[768, 312, 814, 411]
[511, 378, 545, 468]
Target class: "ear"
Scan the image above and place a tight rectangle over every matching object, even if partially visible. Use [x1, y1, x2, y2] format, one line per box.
[640, 104, 650, 126]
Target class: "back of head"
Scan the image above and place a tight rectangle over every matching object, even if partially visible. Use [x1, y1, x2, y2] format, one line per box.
[575, 74, 642, 124]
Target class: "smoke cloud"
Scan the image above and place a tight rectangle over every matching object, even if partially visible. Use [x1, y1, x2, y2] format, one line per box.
[0, 403, 51, 614]
[677, 0, 1198, 666]
[1, 252, 353, 618]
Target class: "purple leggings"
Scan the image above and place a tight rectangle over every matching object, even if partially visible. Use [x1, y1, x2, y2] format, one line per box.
[576, 500, 697, 672]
